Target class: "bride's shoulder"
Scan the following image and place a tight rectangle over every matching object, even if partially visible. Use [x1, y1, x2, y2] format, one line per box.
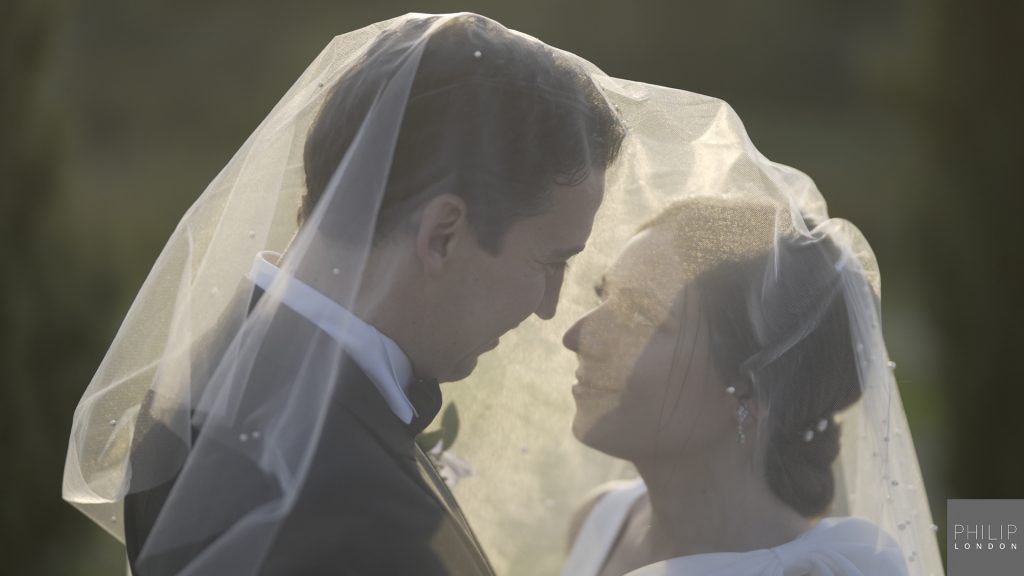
[567, 479, 644, 549]
[812, 516, 899, 542]
[795, 516, 909, 574]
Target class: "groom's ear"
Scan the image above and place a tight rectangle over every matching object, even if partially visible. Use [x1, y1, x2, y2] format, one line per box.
[415, 194, 467, 275]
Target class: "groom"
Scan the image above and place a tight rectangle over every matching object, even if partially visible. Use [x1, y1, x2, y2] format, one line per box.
[124, 14, 623, 576]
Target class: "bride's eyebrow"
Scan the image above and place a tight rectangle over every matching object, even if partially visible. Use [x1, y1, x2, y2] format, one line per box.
[595, 274, 646, 298]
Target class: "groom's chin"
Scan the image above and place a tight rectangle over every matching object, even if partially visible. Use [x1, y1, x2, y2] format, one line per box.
[442, 356, 480, 383]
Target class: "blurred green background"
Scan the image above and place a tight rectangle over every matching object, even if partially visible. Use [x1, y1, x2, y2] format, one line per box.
[2, 0, 1021, 574]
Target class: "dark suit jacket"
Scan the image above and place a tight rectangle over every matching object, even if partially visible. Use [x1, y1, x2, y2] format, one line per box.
[124, 285, 494, 576]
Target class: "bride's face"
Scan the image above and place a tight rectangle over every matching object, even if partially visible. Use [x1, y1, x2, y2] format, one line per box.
[563, 227, 735, 459]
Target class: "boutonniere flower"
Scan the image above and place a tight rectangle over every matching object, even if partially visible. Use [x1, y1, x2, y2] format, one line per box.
[416, 403, 473, 487]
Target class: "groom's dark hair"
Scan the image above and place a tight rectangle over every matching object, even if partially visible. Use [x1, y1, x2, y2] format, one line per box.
[301, 14, 624, 253]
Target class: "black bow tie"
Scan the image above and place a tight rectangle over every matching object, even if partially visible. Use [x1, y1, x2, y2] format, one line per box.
[405, 377, 442, 436]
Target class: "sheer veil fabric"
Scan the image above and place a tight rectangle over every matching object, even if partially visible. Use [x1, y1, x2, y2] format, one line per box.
[62, 12, 942, 576]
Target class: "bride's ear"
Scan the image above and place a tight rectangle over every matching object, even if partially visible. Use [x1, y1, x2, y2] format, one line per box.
[726, 378, 759, 415]
[726, 376, 755, 398]
[415, 194, 468, 275]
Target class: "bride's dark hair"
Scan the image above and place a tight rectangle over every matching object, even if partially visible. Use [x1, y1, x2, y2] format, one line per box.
[302, 13, 624, 252]
[647, 198, 865, 517]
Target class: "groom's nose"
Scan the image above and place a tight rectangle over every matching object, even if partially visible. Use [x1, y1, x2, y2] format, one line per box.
[534, 267, 566, 320]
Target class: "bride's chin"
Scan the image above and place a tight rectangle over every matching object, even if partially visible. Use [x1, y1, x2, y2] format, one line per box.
[571, 417, 601, 450]
[571, 407, 619, 452]
[572, 422, 634, 460]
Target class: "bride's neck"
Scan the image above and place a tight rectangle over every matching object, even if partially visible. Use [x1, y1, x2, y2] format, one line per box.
[631, 444, 811, 559]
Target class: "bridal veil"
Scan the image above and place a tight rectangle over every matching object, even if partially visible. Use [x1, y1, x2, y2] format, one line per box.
[62, 13, 942, 575]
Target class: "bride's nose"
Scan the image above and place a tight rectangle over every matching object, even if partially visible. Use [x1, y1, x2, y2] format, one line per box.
[562, 315, 584, 352]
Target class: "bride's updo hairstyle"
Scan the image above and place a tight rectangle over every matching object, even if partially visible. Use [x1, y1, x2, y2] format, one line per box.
[302, 14, 624, 252]
[645, 196, 864, 518]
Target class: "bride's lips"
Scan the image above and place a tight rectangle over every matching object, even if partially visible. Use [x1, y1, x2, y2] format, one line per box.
[572, 384, 619, 399]
[573, 370, 618, 393]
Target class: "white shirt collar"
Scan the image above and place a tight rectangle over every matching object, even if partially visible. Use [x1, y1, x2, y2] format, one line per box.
[249, 251, 417, 424]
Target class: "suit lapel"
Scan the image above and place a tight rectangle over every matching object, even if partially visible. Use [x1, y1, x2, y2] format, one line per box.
[335, 360, 495, 574]
[413, 445, 494, 570]
[251, 283, 494, 574]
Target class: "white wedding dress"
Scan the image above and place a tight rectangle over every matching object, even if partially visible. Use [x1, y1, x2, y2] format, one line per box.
[563, 481, 910, 576]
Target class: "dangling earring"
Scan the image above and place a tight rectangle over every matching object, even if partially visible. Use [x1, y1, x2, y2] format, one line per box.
[736, 402, 750, 444]
[726, 385, 750, 445]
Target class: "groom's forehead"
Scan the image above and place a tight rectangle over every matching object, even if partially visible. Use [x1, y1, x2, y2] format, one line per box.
[519, 194, 602, 256]
[534, 171, 605, 227]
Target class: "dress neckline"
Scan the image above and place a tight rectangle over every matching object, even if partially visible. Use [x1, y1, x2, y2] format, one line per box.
[563, 480, 909, 576]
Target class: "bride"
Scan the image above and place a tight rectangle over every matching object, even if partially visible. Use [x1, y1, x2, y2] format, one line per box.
[562, 196, 911, 575]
